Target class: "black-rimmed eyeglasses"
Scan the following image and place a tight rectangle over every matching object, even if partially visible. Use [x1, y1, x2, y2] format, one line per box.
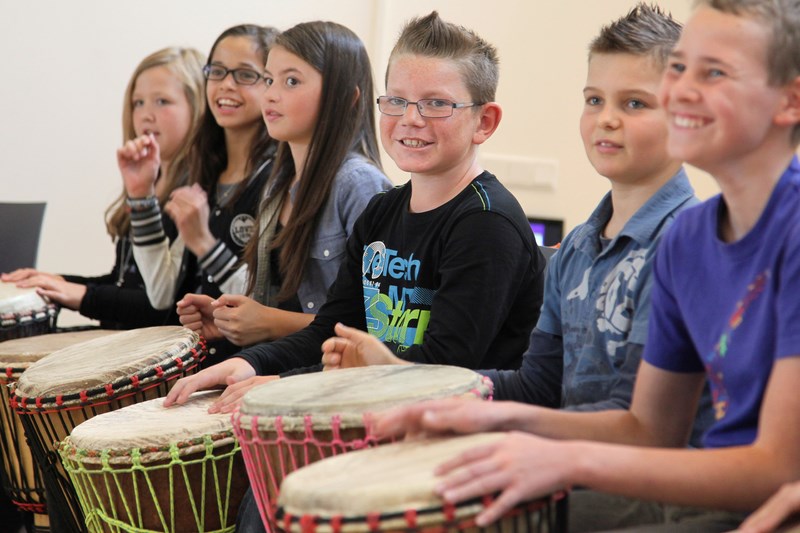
[376, 96, 482, 118]
[203, 64, 263, 86]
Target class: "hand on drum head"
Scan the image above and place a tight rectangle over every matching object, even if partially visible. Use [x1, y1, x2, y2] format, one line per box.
[117, 133, 160, 198]
[32, 277, 87, 310]
[1, 268, 64, 284]
[163, 357, 257, 408]
[433, 431, 573, 528]
[164, 184, 216, 257]
[734, 481, 800, 533]
[321, 323, 407, 370]
[212, 294, 274, 346]
[208, 375, 279, 413]
[177, 293, 223, 341]
[374, 398, 520, 441]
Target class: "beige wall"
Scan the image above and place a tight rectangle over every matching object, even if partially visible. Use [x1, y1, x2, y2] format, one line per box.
[0, 1, 717, 325]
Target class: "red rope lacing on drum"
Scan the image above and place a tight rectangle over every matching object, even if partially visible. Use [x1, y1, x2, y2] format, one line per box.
[404, 509, 418, 528]
[444, 502, 456, 522]
[331, 515, 343, 533]
[104, 384, 114, 397]
[299, 514, 316, 533]
[366, 512, 380, 531]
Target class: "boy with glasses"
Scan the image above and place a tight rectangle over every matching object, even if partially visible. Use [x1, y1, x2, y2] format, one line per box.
[165, 11, 545, 411]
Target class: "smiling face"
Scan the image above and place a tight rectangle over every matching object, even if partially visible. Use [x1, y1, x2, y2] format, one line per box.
[131, 65, 193, 164]
[660, 6, 786, 175]
[580, 52, 677, 186]
[380, 54, 487, 180]
[261, 45, 323, 147]
[205, 35, 266, 133]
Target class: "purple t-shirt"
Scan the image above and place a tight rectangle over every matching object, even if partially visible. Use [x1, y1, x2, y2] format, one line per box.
[644, 157, 800, 449]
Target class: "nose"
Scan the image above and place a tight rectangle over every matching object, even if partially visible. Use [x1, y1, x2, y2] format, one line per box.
[138, 101, 156, 122]
[218, 71, 238, 90]
[598, 106, 620, 130]
[666, 72, 699, 104]
[399, 102, 426, 126]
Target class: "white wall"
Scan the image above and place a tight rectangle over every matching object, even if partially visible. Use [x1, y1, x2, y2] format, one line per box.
[0, 1, 717, 324]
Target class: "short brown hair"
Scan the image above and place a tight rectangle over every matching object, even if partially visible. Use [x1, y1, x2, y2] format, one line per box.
[589, 3, 682, 69]
[387, 11, 499, 104]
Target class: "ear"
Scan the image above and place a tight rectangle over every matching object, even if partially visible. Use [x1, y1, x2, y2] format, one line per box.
[352, 85, 361, 108]
[472, 102, 502, 145]
[774, 76, 800, 127]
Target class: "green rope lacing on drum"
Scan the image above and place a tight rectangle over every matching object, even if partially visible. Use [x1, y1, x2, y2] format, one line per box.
[59, 436, 241, 532]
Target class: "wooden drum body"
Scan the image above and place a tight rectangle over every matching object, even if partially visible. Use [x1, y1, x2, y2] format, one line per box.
[11, 326, 206, 532]
[277, 434, 567, 533]
[0, 329, 117, 528]
[59, 391, 247, 533]
[0, 282, 56, 342]
[232, 365, 493, 530]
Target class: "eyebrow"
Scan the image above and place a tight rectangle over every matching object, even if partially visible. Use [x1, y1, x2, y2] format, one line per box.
[210, 60, 260, 70]
[263, 67, 303, 76]
[669, 50, 729, 67]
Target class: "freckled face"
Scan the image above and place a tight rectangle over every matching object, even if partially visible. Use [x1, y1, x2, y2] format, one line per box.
[380, 55, 482, 179]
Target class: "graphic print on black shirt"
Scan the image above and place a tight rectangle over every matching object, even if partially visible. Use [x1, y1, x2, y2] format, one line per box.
[362, 240, 433, 352]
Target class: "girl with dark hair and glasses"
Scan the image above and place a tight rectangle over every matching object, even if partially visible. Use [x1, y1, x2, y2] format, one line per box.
[118, 24, 279, 364]
[174, 21, 391, 368]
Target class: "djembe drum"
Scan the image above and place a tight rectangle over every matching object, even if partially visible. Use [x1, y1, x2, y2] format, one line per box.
[0, 329, 117, 531]
[232, 365, 493, 531]
[59, 390, 247, 533]
[11, 326, 206, 532]
[0, 281, 56, 342]
[277, 433, 568, 533]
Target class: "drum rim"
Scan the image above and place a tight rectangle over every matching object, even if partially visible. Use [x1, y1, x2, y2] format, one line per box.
[233, 380, 491, 434]
[275, 491, 568, 532]
[0, 303, 56, 328]
[10, 337, 207, 412]
[59, 430, 238, 465]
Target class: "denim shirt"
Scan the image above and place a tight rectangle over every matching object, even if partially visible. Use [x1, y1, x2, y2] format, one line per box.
[538, 168, 697, 408]
[273, 154, 392, 313]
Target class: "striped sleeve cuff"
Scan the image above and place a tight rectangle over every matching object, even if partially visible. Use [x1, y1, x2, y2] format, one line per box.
[127, 197, 166, 246]
[199, 240, 239, 284]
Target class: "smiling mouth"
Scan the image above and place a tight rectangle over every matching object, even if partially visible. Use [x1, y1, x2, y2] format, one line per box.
[217, 98, 241, 108]
[401, 139, 431, 148]
[596, 141, 621, 149]
[673, 115, 707, 129]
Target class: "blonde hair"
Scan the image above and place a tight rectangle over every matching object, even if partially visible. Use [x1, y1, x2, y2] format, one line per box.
[105, 46, 205, 239]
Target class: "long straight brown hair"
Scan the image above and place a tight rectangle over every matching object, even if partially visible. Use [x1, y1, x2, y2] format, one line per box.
[245, 21, 382, 301]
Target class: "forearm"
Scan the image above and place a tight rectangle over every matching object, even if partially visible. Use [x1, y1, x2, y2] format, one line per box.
[198, 242, 244, 292]
[484, 328, 563, 405]
[262, 308, 316, 341]
[129, 198, 182, 309]
[79, 284, 172, 328]
[237, 318, 334, 376]
[568, 440, 795, 511]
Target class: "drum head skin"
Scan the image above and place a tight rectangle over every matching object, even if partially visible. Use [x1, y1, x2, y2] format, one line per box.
[12, 326, 203, 408]
[63, 391, 234, 463]
[0, 330, 118, 379]
[0, 282, 49, 317]
[278, 433, 567, 532]
[239, 365, 492, 430]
